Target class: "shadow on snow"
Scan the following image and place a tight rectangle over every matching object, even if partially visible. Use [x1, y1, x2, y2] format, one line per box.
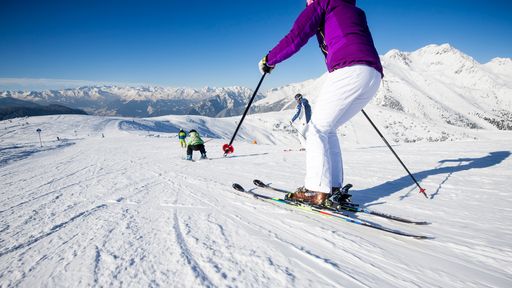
[355, 151, 511, 205]
[0, 141, 75, 168]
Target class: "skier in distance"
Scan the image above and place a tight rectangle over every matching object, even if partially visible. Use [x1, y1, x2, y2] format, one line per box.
[186, 129, 208, 160]
[290, 93, 311, 150]
[178, 129, 187, 148]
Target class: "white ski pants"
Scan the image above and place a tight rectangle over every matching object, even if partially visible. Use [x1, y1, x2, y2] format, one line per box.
[304, 65, 381, 193]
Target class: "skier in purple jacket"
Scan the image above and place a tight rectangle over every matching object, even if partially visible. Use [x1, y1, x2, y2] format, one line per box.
[259, 0, 383, 206]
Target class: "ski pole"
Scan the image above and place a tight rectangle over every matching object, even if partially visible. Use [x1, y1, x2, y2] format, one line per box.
[223, 73, 267, 156]
[289, 121, 306, 139]
[36, 128, 43, 147]
[361, 109, 428, 198]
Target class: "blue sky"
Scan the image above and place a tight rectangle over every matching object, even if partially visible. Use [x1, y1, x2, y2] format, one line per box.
[1, 0, 511, 91]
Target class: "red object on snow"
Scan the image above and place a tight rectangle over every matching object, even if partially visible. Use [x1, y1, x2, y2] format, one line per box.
[222, 144, 234, 155]
[419, 187, 428, 198]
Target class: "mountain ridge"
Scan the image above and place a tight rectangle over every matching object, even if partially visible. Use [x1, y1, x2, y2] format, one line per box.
[0, 97, 87, 120]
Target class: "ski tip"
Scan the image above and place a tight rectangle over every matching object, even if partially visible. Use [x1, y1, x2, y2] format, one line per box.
[232, 183, 245, 192]
[343, 183, 353, 190]
[414, 235, 435, 240]
[414, 221, 432, 225]
[253, 179, 266, 187]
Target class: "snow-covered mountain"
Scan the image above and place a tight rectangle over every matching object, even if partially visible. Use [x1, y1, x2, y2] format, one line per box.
[378, 44, 512, 129]
[0, 86, 263, 118]
[252, 44, 512, 132]
[0, 97, 87, 120]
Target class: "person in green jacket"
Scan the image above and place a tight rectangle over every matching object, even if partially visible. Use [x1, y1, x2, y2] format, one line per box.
[178, 129, 187, 148]
[186, 129, 207, 160]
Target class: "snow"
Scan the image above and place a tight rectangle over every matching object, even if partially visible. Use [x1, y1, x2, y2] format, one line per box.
[1, 113, 511, 287]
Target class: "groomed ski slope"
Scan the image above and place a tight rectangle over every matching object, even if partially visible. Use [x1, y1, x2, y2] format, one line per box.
[1, 114, 511, 287]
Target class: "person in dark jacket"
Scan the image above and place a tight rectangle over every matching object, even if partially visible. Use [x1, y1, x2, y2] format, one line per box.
[259, 0, 383, 206]
[291, 93, 312, 124]
[186, 129, 207, 160]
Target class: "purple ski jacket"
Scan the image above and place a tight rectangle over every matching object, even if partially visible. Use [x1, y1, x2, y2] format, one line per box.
[266, 0, 383, 77]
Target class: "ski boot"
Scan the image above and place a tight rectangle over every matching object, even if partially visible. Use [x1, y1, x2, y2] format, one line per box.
[324, 184, 353, 209]
[200, 153, 208, 160]
[186, 154, 193, 161]
[285, 187, 329, 206]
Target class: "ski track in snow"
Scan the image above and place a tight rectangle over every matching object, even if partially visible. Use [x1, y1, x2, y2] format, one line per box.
[0, 114, 511, 287]
[0, 205, 107, 258]
[172, 212, 215, 287]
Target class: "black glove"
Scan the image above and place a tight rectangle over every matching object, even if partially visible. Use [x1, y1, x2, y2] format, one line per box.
[258, 55, 275, 75]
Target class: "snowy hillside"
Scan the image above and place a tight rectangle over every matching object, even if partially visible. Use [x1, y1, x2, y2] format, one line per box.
[484, 57, 512, 82]
[1, 113, 511, 287]
[378, 44, 512, 130]
[252, 44, 512, 137]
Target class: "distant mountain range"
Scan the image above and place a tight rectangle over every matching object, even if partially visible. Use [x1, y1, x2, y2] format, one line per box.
[1, 44, 511, 131]
[0, 97, 87, 120]
[0, 85, 262, 118]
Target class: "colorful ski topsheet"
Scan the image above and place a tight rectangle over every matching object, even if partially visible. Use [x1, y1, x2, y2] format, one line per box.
[252, 179, 430, 225]
[232, 183, 431, 240]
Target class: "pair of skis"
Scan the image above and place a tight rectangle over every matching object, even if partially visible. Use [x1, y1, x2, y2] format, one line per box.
[253, 180, 429, 225]
[232, 179, 431, 239]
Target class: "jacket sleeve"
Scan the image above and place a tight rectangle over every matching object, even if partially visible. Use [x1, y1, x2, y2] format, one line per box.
[267, 1, 325, 66]
[291, 103, 302, 123]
